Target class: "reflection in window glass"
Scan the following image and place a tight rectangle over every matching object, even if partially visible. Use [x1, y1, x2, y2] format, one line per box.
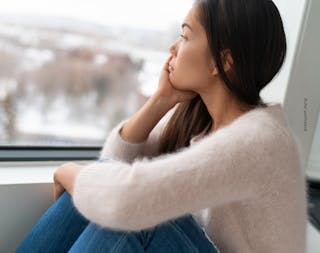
[0, 0, 193, 146]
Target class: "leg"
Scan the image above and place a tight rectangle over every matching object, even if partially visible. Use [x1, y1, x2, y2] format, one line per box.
[15, 191, 90, 253]
[68, 223, 146, 253]
[145, 214, 220, 253]
[69, 214, 219, 253]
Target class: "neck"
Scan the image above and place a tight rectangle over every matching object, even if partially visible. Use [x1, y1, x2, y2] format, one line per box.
[199, 83, 256, 134]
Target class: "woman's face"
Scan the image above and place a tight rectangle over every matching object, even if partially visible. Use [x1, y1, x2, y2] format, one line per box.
[168, 5, 215, 93]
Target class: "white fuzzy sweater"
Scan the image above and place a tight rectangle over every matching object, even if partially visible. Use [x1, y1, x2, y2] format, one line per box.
[72, 103, 308, 253]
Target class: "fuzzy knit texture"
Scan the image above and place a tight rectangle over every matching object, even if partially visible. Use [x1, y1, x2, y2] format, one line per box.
[72, 103, 308, 253]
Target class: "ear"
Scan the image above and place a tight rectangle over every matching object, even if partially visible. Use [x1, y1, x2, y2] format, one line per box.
[209, 49, 234, 76]
[221, 49, 234, 72]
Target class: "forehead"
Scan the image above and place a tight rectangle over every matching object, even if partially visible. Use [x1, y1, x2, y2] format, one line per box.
[183, 5, 211, 55]
[182, 5, 203, 34]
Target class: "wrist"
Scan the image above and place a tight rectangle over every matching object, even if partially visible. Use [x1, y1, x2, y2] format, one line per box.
[54, 163, 83, 196]
[152, 92, 177, 112]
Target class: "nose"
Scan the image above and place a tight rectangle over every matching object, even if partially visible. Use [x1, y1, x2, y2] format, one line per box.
[169, 40, 179, 55]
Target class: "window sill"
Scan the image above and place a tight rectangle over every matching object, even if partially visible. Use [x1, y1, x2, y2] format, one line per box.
[0, 160, 94, 185]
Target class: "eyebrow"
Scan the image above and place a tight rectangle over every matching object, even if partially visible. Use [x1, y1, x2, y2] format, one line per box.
[181, 22, 193, 32]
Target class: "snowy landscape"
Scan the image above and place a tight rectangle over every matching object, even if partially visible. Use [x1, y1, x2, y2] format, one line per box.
[0, 15, 179, 146]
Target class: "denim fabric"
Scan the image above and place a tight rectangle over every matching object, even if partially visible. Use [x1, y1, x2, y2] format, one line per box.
[15, 159, 219, 253]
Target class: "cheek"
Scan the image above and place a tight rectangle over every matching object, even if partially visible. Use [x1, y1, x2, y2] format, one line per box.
[172, 47, 210, 87]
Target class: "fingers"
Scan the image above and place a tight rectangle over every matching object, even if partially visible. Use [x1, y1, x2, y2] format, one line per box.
[166, 55, 173, 64]
[53, 185, 58, 201]
[53, 182, 65, 201]
[163, 55, 173, 71]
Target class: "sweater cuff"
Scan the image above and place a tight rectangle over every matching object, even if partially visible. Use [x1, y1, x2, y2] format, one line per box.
[99, 119, 147, 164]
[72, 164, 99, 220]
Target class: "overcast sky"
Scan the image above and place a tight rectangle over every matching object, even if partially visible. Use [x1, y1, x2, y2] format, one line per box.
[0, 0, 194, 30]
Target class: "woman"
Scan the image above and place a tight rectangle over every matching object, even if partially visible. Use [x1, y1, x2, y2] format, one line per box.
[16, 0, 308, 252]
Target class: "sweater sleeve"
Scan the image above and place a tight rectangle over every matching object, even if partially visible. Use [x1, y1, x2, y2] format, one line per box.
[72, 121, 282, 232]
[99, 108, 174, 164]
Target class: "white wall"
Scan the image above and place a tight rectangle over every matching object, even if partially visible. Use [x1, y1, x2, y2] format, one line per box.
[0, 183, 53, 253]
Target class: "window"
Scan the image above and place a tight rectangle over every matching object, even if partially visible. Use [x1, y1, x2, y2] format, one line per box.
[0, 0, 192, 160]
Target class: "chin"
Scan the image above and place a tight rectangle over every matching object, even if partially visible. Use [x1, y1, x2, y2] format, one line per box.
[172, 81, 187, 90]
[170, 79, 179, 89]
[170, 73, 188, 90]
[169, 75, 176, 87]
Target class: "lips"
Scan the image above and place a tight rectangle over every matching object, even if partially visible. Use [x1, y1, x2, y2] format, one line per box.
[168, 62, 175, 72]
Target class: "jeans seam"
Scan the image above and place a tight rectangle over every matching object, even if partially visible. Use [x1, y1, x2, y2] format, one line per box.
[168, 221, 199, 253]
[109, 233, 128, 253]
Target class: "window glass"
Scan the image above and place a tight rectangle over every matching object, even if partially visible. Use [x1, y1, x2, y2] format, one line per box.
[0, 0, 193, 146]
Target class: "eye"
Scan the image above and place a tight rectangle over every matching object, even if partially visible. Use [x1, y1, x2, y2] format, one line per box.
[179, 34, 187, 40]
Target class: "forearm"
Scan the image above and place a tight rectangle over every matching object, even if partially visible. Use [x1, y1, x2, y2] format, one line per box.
[120, 92, 176, 143]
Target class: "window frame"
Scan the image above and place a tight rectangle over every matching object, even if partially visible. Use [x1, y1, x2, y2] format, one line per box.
[0, 146, 100, 162]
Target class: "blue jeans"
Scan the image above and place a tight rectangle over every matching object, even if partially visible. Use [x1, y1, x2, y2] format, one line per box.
[15, 160, 219, 253]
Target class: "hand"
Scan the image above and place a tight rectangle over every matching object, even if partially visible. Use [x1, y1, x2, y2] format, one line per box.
[53, 179, 65, 202]
[156, 55, 198, 105]
[53, 162, 83, 201]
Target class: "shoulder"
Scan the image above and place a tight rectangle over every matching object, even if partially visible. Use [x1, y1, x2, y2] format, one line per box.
[228, 107, 301, 168]
[195, 106, 295, 158]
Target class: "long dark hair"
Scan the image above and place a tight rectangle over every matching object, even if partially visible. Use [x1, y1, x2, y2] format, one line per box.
[159, 0, 287, 154]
